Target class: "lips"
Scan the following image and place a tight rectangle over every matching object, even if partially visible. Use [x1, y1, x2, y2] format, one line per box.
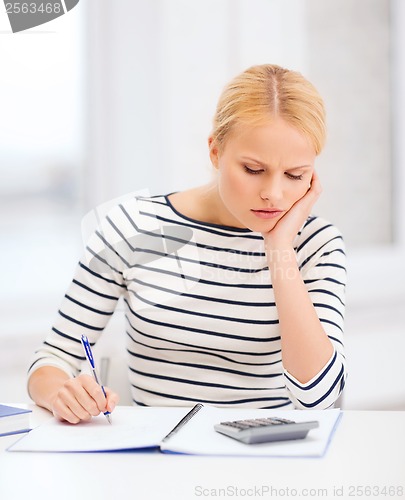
[251, 209, 284, 220]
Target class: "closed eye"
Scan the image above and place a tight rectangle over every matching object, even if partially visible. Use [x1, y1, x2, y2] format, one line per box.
[244, 166, 264, 175]
[285, 172, 304, 180]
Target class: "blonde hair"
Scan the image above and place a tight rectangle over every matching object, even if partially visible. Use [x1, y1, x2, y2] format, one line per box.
[211, 64, 326, 155]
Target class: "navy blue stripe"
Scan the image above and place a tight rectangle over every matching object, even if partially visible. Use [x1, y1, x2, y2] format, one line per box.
[144, 195, 168, 206]
[162, 194, 252, 235]
[126, 332, 282, 367]
[28, 357, 49, 372]
[79, 262, 125, 288]
[65, 294, 114, 316]
[124, 298, 280, 342]
[131, 384, 290, 406]
[94, 228, 131, 267]
[313, 303, 344, 320]
[132, 397, 293, 409]
[58, 311, 104, 331]
[308, 288, 345, 307]
[129, 263, 273, 289]
[195, 242, 265, 256]
[125, 321, 282, 357]
[284, 351, 337, 390]
[293, 365, 345, 408]
[315, 262, 346, 271]
[304, 277, 346, 287]
[328, 335, 344, 346]
[260, 401, 294, 409]
[296, 224, 334, 253]
[321, 248, 346, 258]
[132, 399, 148, 406]
[128, 276, 275, 307]
[51, 327, 82, 343]
[129, 290, 279, 325]
[128, 366, 275, 390]
[127, 349, 283, 379]
[86, 244, 125, 275]
[299, 236, 344, 269]
[320, 318, 344, 333]
[105, 215, 136, 252]
[339, 375, 346, 395]
[43, 341, 85, 361]
[302, 216, 317, 228]
[142, 210, 261, 239]
[72, 279, 119, 300]
[129, 250, 268, 274]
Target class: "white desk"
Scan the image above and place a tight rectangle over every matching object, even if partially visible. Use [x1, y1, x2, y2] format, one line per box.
[0, 406, 404, 500]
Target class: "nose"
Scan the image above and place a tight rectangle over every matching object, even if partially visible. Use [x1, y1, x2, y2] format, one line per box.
[259, 176, 284, 204]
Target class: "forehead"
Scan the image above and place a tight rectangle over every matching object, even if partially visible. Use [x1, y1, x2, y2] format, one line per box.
[222, 119, 316, 165]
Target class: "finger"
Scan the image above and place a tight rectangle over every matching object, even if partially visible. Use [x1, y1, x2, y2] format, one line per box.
[79, 375, 109, 414]
[59, 381, 96, 419]
[52, 388, 92, 424]
[52, 399, 81, 424]
[105, 387, 120, 413]
[309, 170, 322, 196]
[295, 173, 321, 212]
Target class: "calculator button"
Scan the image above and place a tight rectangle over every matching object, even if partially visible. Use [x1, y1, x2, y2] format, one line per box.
[214, 418, 319, 444]
[219, 417, 297, 430]
[273, 417, 295, 424]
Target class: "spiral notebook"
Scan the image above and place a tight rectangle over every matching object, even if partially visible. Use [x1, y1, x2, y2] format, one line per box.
[7, 404, 341, 457]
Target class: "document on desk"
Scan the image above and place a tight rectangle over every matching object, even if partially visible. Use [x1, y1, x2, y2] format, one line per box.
[7, 405, 341, 457]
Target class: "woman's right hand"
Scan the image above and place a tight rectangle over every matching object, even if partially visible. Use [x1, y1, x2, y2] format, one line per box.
[50, 373, 119, 424]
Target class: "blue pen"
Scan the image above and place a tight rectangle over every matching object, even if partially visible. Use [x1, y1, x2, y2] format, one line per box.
[80, 335, 112, 424]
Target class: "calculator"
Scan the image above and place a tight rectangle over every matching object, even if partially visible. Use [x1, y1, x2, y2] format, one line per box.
[214, 417, 319, 444]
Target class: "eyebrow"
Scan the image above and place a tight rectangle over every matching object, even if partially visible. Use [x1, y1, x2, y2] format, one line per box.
[288, 165, 313, 171]
[240, 157, 313, 170]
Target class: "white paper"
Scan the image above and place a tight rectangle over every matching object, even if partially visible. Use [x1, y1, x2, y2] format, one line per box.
[161, 407, 341, 458]
[8, 406, 190, 452]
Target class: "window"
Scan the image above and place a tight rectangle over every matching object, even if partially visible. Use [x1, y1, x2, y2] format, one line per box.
[0, 6, 84, 336]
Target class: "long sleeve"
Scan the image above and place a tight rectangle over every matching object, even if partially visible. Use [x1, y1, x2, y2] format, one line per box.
[28, 204, 128, 379]
[283, 217, 347, 409]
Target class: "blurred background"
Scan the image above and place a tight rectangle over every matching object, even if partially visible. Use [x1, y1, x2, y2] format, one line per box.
[0, 0, 404, 409]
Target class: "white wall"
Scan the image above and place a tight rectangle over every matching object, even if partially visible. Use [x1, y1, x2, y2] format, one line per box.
[84, 0, 310, 208]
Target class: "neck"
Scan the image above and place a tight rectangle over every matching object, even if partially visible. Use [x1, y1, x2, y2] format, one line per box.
[197, 182, 245, 229]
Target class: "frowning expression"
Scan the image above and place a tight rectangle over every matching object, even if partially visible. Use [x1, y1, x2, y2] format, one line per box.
[210, 118, 317, 232]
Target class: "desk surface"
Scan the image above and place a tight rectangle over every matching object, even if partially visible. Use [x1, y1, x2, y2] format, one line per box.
[1, 406, 404, 500]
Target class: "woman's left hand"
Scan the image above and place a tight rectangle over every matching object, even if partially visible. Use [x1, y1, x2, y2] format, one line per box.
[262, 171, 322, 250]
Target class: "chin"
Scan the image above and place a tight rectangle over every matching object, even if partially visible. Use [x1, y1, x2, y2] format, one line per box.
[247, 220, 278, 234]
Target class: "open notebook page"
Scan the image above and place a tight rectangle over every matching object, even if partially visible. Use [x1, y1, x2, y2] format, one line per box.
[8, 406, 190, 452]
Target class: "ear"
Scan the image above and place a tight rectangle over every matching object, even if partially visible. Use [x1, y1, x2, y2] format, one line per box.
[208, 136, 220, 169]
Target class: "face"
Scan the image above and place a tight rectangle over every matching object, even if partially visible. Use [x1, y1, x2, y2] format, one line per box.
[209, 118, 316, 232]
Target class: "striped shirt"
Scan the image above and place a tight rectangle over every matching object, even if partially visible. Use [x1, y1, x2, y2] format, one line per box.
[29, 194, 347, 409]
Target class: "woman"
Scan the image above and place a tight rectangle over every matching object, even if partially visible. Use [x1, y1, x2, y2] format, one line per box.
[28, 64, 347, 423]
